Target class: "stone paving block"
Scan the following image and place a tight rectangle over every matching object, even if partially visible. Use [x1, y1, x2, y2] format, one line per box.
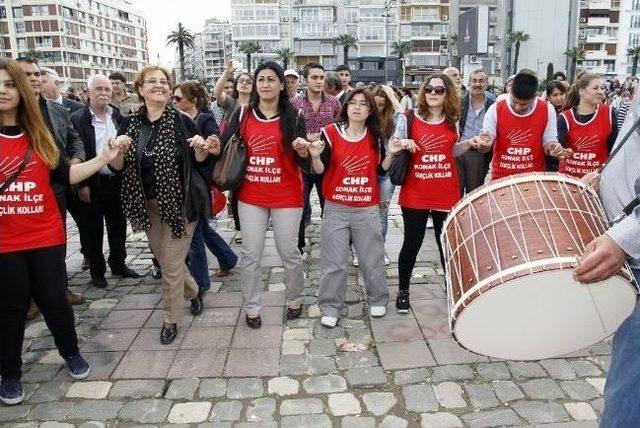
[205, 291, 243, 307]
[370, 318, 423, 342]
[421, 412, 463, 428]
[282, 328, 313, 341]
[82, 329, 138, 352]
[362, 392, 397, 416]
[199, 378, 227, 398]
[570, 360, 602, 377]
[412, 299, 451, 339]
[476, 362, 511, 381]
[118, 398, 172, 423]
[460, 408, 521, 427]
[143, 308, 193, 329]
[181, 326, 234, 349]
[191, 308, 239, 327]
[591, 398, 604, 417]
[235, 423, 277, 428]
[564, 402, 598, 421]
[232, 325, 282, 348]
[129, 328, 186, 350]
[335, 351, 378, 370]
[39, 423, 74, 428]
[27, 402, 74, 421]
[77, 422, 106, 428]
[278, 354, 309, 376]
[302, 374, 347, 394]
[586, 377, 605, 395]
[593, 355, 611, 372]
[22, 364, 62, 383]
[313, 324, 346, 339]
[0, 405, 31, 422]
[508, 361, 547, 378]
[66, 381, 112, 399]
[112, 350, 176, 379]
[168, 402, 212, 424]
[340, 416, 375, 428]
[69, 400, 123, 420]
[541, 359, 577, 380]
[168, 348, 227, 378]
[113, 294, 161, 310]
[377, 340, 437, 370]
[109, 380, 166, 399]
[225, 347, 280, 377]
[465, 383, 500, 409]
[165, 378, 200, 400]
[345, 366, 386, 387]
[308, 355, 336, 375]
[309, 339, 337, 356]
[402, 384, 439, 412]
[520, 378, 565, 400]
[99, 310, 152, 329]
[431, 364, 474, 382]
[246, 397, 276, 422]
[209, 401, 243, 422]
[280, 414, 332, 428]
[428, 338, 489, 365]
[280, 398, 324, 415]
[328, 393, 361, 416]
[380, 415, 409, 428]
[393, 368, 430, 385]
[434, 382, 467, 408]
[262, 291, 286, 307]
[227, 378, 264, 399]
[560, 380, 601, 400]
[493, 380, 524, 403]
[281, 340, 305, 355]
[267, 376, 299, 396]
[27, 378, 71, 404]
[83, 352, 125, 380]
[511, 400, 571, 424]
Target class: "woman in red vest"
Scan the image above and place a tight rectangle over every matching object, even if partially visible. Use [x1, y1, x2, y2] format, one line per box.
[0, 59, 122, 405]
[558, 72, 618, 178]
[393, 74, 476, 313]
[222, 61, 310, 329]
[311, 88, 401, 327]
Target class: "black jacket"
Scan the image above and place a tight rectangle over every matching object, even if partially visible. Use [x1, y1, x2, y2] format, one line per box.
[62, 97, 85, 114]
[70, 106, 124, 190]
[40, 95, 86, 162]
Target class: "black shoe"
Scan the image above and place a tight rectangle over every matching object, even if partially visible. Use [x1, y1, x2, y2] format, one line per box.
[160, 323, 177, 344]
[245, 315, 262, 329]
[286, 306, 302, 320]
[111, 265, 140, 278]
[396, 290, 410, 313]
[90, 276, 108, 289]
[190, 292, 204, 316]
[151, 265, 162, 280]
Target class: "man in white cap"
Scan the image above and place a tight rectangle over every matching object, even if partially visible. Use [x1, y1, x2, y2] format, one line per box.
[284, 69, 300, 100]
[40, 67, 84, 114]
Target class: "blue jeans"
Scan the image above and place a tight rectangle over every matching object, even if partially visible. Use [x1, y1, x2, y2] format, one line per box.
[188, 217, 238, 292]
[601, 267, 640, 427]
[378, 174, 395, 241]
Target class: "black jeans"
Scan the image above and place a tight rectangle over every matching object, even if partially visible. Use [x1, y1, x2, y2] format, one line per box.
[229, 190, 241, 231]
[82, 175, 127, 278]
[398, 207, 448, 291]
[0, 245, 79, 378]
[298, 172, 325, 251]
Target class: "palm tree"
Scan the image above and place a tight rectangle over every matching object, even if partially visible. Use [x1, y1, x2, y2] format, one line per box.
[275, 46, 294, 70]
[23, 49, 42, 61]
[166, 22, 195, 82]
[508, 31, 530, 74]
[333, 34, 358, 65]
[566, 46, 586, 82]
[391, 41, 411, 84]
[239, 42, 261, 73]
[628, 46, 640, 77]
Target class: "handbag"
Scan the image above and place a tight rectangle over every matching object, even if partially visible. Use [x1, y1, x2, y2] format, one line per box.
[388, 110, 414, 186]
[0, 146, 34, 195]
[212, 107, 248, 191]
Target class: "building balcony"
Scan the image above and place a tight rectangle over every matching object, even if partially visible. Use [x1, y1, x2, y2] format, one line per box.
[586, 17, 613, 26]
[585, 34, 610, 43]
[584, 49, 616, 60]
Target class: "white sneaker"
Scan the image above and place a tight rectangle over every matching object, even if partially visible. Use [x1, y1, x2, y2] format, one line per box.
[384, 254, 390, 265]
[352, 255, 359, 267]
[370, 306, 387, 317]
[427, 218, 434, 229]
[321, 316, 338, 328]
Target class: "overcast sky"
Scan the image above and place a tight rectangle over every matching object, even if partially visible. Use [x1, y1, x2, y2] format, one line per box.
[136, 0, 231, 68]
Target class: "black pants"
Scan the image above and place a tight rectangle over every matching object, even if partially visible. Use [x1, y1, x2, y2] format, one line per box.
[229, 190, 241, 231]
[0, 245, 79, 378]
[298, 172, 325, 251]
[82, 176, 127, 278]
[398, 208, 448, 291]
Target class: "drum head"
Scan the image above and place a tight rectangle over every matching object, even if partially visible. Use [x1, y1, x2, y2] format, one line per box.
[453, 270, 637, 360]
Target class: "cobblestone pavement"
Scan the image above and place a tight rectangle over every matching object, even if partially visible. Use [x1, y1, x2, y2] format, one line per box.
[1, 197, 610, 427]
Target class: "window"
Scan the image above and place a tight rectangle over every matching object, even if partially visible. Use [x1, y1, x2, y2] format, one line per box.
[345, 7, 358, 23]
[12, 6, 22, 18]
[629, 32, 640, 46]
[633, 0, 640, 11]
[16, 38, 27, 50]
[32, 5, 48, 16]
[14, 21, 25, 33]
[359, 25, 384, 41]
[631, 15, 640, 28]
[0, 7, 6, 19]
[35, 36, 53, 48]
[300, 7, 332, 21]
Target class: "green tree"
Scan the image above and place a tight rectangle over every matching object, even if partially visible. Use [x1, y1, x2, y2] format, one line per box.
[391, 41, 412, 85]
[23, 49, 42, 61]
[546, 62, 554, 82]
[166, 22, 195, 82]
[333, 34, 358, 65]
[508, 31, 530, 74]
[628, 46, 640, 77]
[239, 42, 261, 73]
[274, 46, 294, 70]
[566, 46, 586, 82]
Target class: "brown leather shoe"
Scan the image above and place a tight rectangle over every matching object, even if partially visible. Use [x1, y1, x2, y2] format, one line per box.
[26, 302, 40, 320]
[215, 269, 231, 277]
[66, 290, 86, 306]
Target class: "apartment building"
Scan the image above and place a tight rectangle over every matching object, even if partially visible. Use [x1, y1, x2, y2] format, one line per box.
[578, 0, 620, 76]
[202, 18, 231, 83]
[181, 32, 204, 80]
[0, 0, 148, 86]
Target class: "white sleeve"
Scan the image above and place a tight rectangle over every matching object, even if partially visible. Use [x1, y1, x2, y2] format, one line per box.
[482, 102, 498, 142]
[542, 102, 559, 146]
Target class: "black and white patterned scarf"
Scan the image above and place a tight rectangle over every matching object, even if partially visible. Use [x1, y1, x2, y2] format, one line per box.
[120, 105, 187, 238]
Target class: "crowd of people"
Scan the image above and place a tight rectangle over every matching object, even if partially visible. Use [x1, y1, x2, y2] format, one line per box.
[1, 57, 639, 427]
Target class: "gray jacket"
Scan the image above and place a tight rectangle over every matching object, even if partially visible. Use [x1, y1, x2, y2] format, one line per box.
[40, 95, 85, 162]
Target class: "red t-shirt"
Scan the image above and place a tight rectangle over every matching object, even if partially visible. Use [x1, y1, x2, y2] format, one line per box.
[558, 104, 611, 178]
[0, 133, 65, 253]
[398, 115, 461, 211]
[321, 123, 380, 208]
[491, 98, 548, 179]
[237, 108, 304, 208]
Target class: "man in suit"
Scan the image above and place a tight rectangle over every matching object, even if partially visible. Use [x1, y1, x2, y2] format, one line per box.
[70, 75, 139, 288]
[16, 57, 86, 307]
[40, 67, 84, 114]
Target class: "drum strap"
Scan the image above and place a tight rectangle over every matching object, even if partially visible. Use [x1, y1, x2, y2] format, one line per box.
[611, 177, 640, 225]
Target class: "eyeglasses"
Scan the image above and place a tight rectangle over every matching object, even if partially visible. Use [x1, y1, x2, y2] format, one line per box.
[424, 85, 446, 95]
[144, 78, 169, 86]
[237, 78, 253, 84]
[347, 100, 370, 109]
[172, 95, 183, 102]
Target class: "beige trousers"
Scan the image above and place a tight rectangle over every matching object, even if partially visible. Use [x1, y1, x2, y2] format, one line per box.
[146, 199, 198, 324]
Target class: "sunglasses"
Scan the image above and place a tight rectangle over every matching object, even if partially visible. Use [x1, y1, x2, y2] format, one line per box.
[424, 85, 446, 95]
[238, 78, 253, 84]
[172, 95, 183, 102]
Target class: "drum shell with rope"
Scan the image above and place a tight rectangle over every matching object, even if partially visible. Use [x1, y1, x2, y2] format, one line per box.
[442, 172, 637, 360]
